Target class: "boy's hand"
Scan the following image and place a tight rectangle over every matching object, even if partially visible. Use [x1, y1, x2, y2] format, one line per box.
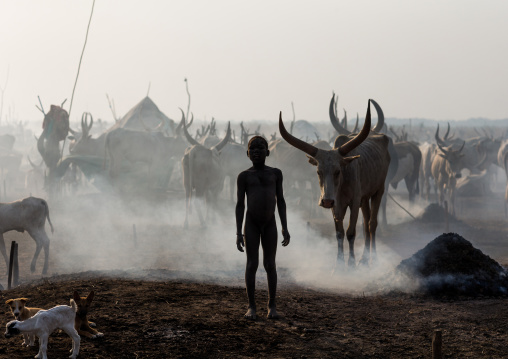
[282, 229, 290, 246]
[236, 234, 245, 252]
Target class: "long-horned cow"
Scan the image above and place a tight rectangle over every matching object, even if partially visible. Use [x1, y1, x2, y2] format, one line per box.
[280, 100, 391, 267]
[0, 197, 53, 274]
[431, 140, 466, 216]
[181, 112, 231, 228]
[329, 94, 397, 227]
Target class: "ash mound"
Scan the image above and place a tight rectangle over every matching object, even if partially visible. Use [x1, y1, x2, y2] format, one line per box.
[416, 203, 458, 223]
[396, 233, 508, 297]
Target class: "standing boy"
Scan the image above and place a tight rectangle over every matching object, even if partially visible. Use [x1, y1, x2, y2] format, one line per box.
[236, 135, 290, 320]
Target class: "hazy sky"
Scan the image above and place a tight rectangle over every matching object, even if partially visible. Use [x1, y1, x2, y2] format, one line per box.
[0, 0, 507, 128]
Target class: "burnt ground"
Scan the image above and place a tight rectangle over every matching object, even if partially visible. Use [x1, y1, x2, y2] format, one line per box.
[0, 188, 507, 358]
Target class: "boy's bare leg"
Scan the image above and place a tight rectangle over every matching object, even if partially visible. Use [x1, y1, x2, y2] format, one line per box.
[244, 216, 261, 320]
[261, 217, 279, 319]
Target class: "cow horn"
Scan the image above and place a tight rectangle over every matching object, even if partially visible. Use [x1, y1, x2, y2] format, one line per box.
[370, 99, 384, 133]
[444, 122, 451, 140]
[180, 108, 200, 146]
[458, 140, 465, 153]
[435, 124, 447, 147]
[437, 143, 449, 156]
[329, 93, 350, 135]
[341, 109, 347, 130]
[338, 100, 371, 156]
[352, 113, 359, 133]
[279, 112, 318, 157]
[214, 122, 231, 152]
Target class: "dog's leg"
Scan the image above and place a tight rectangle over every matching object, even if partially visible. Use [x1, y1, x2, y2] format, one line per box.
[22, 333, 29, 346]
[84, 321, 104, 338]
[35, 334, 48, 359]
[62, 325, 80, 359]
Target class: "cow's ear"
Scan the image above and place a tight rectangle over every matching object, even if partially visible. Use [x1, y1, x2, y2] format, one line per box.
[438, 153, 446, 159]
[68, 136, 75, 140]
[343, 155, 360, 164]
[307, 155, 318, 166]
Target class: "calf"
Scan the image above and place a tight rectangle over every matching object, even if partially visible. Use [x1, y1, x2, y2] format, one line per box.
[0, 197, 53, 274]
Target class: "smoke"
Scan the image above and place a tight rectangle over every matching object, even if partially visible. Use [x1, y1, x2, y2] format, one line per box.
[34, 188, 410, 296]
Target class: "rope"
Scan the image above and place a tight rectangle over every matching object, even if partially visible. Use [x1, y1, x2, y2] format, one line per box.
[387, 193, 416, 220]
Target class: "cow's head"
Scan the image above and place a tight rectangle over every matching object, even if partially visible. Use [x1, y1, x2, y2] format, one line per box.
[280, 100, 372, 209]
[68, 112, 93, 155]
[437, 142, 465, 178]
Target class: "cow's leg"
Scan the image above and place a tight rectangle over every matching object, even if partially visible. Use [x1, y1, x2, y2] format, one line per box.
[359, 203, 371, 266]
[368, 190, 384, 264]
[194, 190, 206, 227]
[346, 205, 360, 267]
[380, 182, 389, 227]
[229, 176, 235, 203]
[28, 229, 50, 274]
[0, 232, 8, 273]
[332, 206, 347, 269]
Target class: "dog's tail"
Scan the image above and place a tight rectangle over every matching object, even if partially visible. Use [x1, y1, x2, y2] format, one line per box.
[70, 299, 77, 312]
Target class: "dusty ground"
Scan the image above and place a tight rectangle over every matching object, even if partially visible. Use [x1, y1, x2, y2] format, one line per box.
[0, 186, 507, 358]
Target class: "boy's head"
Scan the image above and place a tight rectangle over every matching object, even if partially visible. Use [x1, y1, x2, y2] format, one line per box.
[247, 136, 269, 163]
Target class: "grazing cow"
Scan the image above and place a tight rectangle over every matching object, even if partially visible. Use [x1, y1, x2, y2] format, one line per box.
[181, 115, 231, 228]
[419, 141, 437, 201]
[281, 100, 391, 267]
[0, 197, 53, 274]
[498, 139, 508, 214]
[431, 142, 466, 216]
[390, 141, 422, 203]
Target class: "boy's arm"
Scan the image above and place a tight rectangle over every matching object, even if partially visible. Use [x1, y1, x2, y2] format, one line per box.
[235, 172, 246, 252]
[275, 168, 290, 246]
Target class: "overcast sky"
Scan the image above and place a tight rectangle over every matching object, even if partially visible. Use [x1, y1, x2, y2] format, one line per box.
[0, 0, 507, 128]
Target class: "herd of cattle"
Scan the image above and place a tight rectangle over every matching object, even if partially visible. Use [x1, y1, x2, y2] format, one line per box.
[0, 94, 507, 272]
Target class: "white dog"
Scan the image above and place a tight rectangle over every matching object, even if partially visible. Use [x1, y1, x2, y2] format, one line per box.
[4, 299, 80, 359]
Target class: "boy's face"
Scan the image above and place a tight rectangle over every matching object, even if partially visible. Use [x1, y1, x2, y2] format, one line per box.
[247, 138, 269, 164]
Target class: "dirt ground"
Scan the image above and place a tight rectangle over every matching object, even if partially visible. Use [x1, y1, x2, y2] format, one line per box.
[0, 186, 507, 358]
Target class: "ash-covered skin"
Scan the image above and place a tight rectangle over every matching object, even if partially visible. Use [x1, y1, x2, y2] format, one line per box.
[236, 136, 290, 320]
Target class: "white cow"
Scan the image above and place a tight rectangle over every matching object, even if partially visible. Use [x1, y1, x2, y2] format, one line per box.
[0, 197, 53, 274]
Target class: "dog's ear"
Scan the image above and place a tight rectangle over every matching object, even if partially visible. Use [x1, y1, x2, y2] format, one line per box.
[20, 298, 28, 304]
[73, 291, 81, 302]
[5, 299, 13, 305]
[86, 291, 95, 303]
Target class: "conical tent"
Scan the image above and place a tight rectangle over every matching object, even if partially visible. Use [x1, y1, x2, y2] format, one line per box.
[108, 96, 175, 135]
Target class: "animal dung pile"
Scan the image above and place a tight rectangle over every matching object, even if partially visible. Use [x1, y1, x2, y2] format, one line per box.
[395, 233, 508, 297]
[416, 203, 457, 223]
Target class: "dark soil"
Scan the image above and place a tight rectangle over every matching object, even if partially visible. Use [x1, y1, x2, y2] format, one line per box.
[2, 270, 508, 359]
[1, 194, 508, 358]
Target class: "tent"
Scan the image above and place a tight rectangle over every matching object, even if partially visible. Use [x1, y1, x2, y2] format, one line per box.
[107, 96, 175, 135]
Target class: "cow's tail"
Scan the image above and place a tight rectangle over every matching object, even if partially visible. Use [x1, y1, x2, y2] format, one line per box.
[42, 199, 54, 234]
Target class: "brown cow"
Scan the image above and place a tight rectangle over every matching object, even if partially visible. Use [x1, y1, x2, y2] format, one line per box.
[280, 100, 391, 267]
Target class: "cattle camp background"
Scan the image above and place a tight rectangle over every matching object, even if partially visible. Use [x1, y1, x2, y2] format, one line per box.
[0, 1, 508, 358]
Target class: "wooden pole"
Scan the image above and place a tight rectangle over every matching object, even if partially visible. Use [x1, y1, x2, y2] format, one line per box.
[132, 224, 138, 247]
[444, 201, 449, 232]
[432, 329, 443, 359]
[7, 240, 16, 289]
[13, 242, 19, 286]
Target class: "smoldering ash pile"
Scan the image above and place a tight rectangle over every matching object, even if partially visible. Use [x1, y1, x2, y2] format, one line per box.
[396, 233, 508, 297]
